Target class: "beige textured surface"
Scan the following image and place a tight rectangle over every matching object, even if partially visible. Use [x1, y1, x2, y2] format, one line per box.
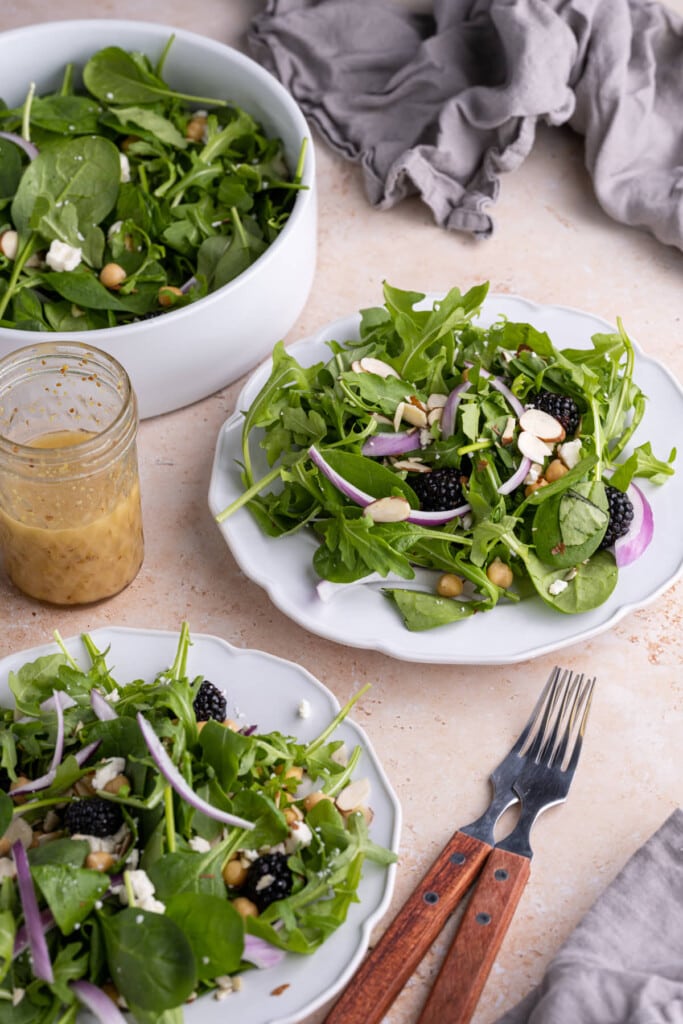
[1, 3, 682, 1023]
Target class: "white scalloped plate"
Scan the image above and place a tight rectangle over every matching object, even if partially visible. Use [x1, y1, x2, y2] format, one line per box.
[0, 627, 401, 1024]
[209, 294, 683, 664]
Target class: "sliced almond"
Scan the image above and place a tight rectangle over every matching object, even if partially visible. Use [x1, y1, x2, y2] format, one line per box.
[363, 497, 411, 523]
[517, 431, 554, 463]
[392, 459, 431, 473]
[393, 402, 405, 432]
[428, 407, 443, 426]
[401, 403, 428, 428]
[371, 412, 393, 425]
[335, 778, 371, 813]
[519, 408, 565, 443]
[427, 393, 448, 410]
[351, 359, 362, 373]
[359, 357, 400, 379]
[407, 395, 428, 412]
[501, 415, 516, 446]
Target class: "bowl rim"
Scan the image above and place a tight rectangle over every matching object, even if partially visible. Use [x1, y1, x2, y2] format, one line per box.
[0, 18, 316, 341]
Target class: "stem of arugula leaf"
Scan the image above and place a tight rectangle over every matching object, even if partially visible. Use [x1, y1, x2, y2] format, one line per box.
[169, 621, 191, 680]
[216, 461, 290, 522]
[55, 1005, 78, 1024]
[304, 684, 371, 757]
[21, 81, 35, 141]
[293, 137, 308, 185]
[164, 785, 177, 853]
[59, 63, 74, 97]
[123, 870, 136, 908]
[52, 629, 80, 670]
[601, 318, 635, 466]
[0, 231, 39, 320]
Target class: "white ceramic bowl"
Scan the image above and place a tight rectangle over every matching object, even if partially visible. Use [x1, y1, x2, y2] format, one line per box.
[0, 20, 317, 418]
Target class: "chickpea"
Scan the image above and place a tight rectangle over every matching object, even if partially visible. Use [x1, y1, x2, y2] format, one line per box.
[284, 805, 303, 826]
[104, 774, 130, 795]
[222, 718, 239, 731]
[544, 458, 569, 483]
[524, 478, 549, 497]
[185, 116, 207, 142]
[9, 776, 31, 804]
[86, 851, 115, 872]
[303, 791, 332, 813]
[99, 262, 127, 290]
[158, 285, 183, 307]
[486, 557, 514, 590]
[222, 857, 248, 888]
[436, 573, 464, 598]
[121, 135, 140, 153]
[232, 896, 258, 919]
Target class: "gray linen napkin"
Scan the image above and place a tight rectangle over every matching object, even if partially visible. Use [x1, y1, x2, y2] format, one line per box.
[248, 0, 683, 250]
[495, 807, 683, 1024]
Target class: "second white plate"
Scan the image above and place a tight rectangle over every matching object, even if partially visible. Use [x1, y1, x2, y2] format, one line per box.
[208, 294, 683, 664]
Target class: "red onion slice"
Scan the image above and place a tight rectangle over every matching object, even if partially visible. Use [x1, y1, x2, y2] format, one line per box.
[440, 381, 471, 438]
[137, 713, 255, 831]
[0, 130, 39, 160]
[48, 692, 65, 774]
[497, 456, 532, 496]
[243, 934, 286, 969]
[10, 738, 101, 796]
[12, 841, 54, 983]
[70, 980, 128, 1024]
[308, 446, 470, 524]
[91, 689, 119, 721]
[361, 430, 422, 457]
[13, 907, 55, 960]
[614, 483, 654, 567]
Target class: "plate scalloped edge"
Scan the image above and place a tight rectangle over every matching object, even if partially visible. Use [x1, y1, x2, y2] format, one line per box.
[208, 293, 683, 665]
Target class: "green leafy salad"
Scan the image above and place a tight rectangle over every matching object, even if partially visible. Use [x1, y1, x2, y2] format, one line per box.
[217, 281, 675, 632]
[0, 624, 394, 1023]
[0, 39, 305, 331]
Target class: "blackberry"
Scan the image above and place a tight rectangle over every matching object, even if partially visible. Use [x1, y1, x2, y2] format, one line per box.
[409, 467, 467, 512]
[243, 852, 293, 912]
[531, 390, 580, 436]
[599, 485, 634, 549]
[64, 798, 123, 838]
[193, 680, 227, 722]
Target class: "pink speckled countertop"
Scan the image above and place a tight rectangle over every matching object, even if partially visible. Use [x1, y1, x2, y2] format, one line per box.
[1, 3, 682, 1023]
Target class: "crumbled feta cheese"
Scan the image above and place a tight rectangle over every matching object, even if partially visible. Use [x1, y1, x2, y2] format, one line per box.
[92, 757, 126, 791]
[297, 698, 312, 720]
[120, 869, 166, 914]
[107, 221, 123, 239]
[12, 988, 25, 1007]
[189, 836, 211, 853]
[558, 439, 582, 470]
[255, 872, 276, 892]
[45, 239, 82, 272]
[119, 153, 131, 183]
[284, 820, 313, 854]
[524, 462, 543, 485]
[0, 858, 17, 881]
[107, 688, 121, 704]
[75, 822, 130, 855]
[548, 579, 569, 596]
[0, 230, 19, 259]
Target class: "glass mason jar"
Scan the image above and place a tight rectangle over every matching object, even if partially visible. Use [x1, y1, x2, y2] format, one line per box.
[0, 341, 144, 605]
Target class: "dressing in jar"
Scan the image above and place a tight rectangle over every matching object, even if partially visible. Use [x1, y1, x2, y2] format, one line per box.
[0, 342, 144, 605]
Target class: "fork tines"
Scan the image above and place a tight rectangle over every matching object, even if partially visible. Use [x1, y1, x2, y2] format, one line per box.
[523, 667, 595, 771]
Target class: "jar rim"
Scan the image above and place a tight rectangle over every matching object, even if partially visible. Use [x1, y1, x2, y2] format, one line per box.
[0, 340, 137, 467]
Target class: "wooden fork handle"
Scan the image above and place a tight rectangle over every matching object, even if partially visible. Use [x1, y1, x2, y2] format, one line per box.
[322, 831, 491, 1024]
[417, 846, 531, 1024]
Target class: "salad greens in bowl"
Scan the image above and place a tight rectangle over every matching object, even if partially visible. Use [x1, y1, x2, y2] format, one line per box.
[0, 626, 399, 1024]
[209, 283, 680, 661]
[0, 20, 316, 418]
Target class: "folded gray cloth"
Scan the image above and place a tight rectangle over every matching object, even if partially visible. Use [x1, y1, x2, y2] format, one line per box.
[496, 807, 683, 1024]
[248, 0, 683, 249]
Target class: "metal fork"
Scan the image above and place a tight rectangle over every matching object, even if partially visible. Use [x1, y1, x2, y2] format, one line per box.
[322, 667, 594, 1024]
[417, 669, 595, 1024]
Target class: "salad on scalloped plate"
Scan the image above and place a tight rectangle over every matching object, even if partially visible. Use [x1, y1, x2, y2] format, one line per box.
[209, 283, 682, 664]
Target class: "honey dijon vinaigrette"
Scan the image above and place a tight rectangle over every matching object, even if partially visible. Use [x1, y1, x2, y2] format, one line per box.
[0, 343, 144, 605]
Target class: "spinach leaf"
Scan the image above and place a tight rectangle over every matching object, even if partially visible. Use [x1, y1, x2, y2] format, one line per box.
[100, 907, 197, 1012]
[532, 482, 608, 569]
[165, 892, 244, 978]
[32, 865, 109, 934]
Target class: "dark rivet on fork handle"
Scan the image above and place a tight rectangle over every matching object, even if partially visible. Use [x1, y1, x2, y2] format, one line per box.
[494, 868, 509, 881]
[475, 912, 492, 925]
[450, 852, 466, 865]
[423, 891, 439, 904]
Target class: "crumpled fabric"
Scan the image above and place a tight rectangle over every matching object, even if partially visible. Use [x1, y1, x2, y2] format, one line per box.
[247, 0, 683, 249]
[496, 808, 683, 1024]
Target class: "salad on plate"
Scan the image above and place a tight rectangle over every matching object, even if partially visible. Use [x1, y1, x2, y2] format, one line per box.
[217, 281, 675, 632]
[0, 624, 396, 1024]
